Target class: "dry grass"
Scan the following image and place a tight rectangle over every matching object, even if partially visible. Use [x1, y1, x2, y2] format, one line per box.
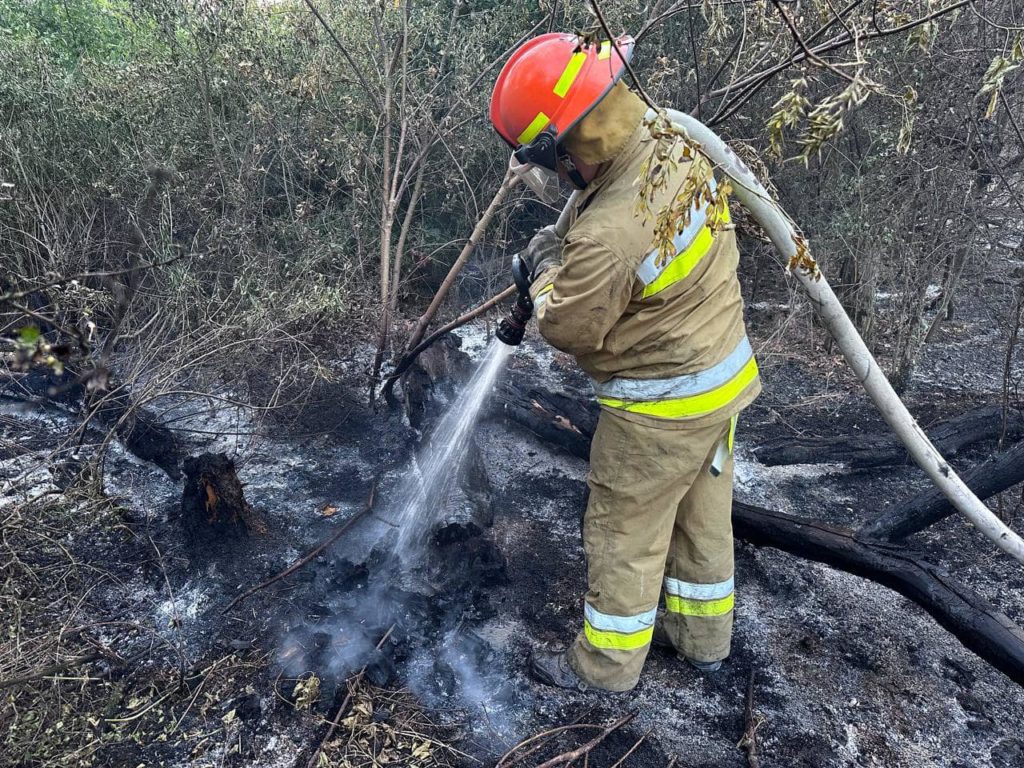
[318, 683, 465, 768]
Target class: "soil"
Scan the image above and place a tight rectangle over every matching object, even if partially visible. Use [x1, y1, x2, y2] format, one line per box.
[3, 244, 1024, 767]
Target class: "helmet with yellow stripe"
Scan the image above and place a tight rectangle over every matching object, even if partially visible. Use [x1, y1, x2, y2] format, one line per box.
[490, 33, 635, 185]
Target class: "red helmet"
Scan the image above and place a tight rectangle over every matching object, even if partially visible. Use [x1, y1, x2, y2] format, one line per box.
[490, 33, 635, 171]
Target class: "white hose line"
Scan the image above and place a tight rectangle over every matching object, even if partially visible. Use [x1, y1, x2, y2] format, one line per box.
[649, 107, 1024, 564]
[554, 190, 582, 238]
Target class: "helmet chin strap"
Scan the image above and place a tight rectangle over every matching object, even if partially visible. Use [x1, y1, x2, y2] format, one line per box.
[557, 146, 588, 190]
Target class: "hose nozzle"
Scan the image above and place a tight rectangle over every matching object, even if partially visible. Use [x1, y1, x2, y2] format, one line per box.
[497, 254, 534, 346]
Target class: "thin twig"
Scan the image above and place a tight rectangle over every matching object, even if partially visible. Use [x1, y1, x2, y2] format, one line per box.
[301, 0, 382, 112]
[0, 652, 102, 690]
[589, 1, 659, 110]
[737, 669, 764, 768]
[609, 727, 654, 768]
[222, 479, 379, 614]
[768, 0, 857, 84]
[0, 255, 185, 305]
[495, 707, 598, 767]
[534, 712, 636, 768]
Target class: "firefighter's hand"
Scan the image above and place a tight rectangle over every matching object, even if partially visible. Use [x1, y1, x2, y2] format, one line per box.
[520, 225, 562, 281]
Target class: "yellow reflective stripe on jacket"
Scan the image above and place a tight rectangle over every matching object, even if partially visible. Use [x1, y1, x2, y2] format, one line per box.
[598, 356, 758, 419]
[517, 112, 551, 145]
[641, 226, 714, 298]
[553, 52, 587, 97]
[534, 282, 554, 309]
[583, 603, 655, 651]
[665, 593, 735, 617]
[640, 204, 732, 299]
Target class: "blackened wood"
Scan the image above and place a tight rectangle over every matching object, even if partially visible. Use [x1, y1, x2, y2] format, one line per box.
[860, 440, 1024, 541]
[2, 366, 182, 479]
[733, 502, 1024, 687]
[491, 380, 597, 460]
[752, 405, 1023, 468]
[181, 453, 265, 543]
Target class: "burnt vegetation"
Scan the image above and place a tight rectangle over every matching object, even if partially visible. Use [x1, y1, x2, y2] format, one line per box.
[3, 1, 1024, 767]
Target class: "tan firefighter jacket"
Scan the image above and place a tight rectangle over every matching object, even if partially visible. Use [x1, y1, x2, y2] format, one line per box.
[529, 119, 761, 430]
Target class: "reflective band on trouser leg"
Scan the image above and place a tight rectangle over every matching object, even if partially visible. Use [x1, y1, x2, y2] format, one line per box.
[664, 576, 734, 617]
[598, 354, 757, 421]
[582, 602, 656, 651]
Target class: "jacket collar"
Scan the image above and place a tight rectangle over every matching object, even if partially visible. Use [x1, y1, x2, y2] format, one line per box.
[572, 120, 650, 214]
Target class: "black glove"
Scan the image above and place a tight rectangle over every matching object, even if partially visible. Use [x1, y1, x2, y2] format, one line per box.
[519, 225, 562, 281]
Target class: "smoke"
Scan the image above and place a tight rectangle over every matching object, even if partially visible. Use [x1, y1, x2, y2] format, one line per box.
[275, 339, 525, 745]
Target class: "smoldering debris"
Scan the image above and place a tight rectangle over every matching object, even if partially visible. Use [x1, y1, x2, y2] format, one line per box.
[273, 423, 520, 741]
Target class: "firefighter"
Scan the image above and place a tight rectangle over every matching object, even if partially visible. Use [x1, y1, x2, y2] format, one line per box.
[489, 33, 761, 692]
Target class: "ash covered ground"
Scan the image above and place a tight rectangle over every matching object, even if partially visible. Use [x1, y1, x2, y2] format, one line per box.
[3, 250, 1024, 767]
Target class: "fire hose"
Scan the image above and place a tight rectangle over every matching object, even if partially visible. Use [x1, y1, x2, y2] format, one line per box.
[502, 108, 1024, 565]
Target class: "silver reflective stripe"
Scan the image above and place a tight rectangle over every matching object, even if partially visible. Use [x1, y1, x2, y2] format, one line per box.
[584, 602, 656, 634]
[636, 176, 716, 286]
[664, 576, 734, 601]
[534, 293, 548, 309]
[593, 336, 753, 402]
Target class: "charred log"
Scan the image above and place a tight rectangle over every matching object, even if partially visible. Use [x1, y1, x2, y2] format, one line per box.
[181, 453, 266, 544]
[1, 365, 182, 479]
[752, 405, 1023, 468]
[734, 502, 1024, 686]
[491, 379, 597, 460]
[860, 440, 1024, 541]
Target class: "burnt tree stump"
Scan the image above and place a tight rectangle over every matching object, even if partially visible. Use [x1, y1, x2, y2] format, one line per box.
[181, 453, 266, 543]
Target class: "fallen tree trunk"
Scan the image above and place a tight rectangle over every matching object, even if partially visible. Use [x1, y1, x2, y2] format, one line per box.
[495, 384, 1024, 686]
[491, 379, 596, 461]
[752, 405, 1023, 468]
[860, 440, 1024, 541]
[734, 502, 1024, 686]
[1, 368, 183, 479]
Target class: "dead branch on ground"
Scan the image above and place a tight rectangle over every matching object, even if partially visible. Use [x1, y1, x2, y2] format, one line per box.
[860, 440, 1024, 541]
[533, 712, 636, 768]
[736, 669, 764, 768]
[382, 284, 515, 406]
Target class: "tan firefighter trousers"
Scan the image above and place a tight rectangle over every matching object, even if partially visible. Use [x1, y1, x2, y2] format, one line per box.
[568, 410, 737, 691]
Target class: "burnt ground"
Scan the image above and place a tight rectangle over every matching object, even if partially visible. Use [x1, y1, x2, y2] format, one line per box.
[4, 247, 1024, 767]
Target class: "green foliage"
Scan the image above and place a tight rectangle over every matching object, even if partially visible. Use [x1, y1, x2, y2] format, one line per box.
[0, 0, 152, 67]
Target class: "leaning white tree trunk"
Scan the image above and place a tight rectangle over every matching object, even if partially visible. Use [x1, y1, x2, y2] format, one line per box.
[641, 107, 1024, 564]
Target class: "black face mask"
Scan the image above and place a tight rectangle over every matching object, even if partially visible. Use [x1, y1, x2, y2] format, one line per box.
[513, 128, 560, 171]
[514, 129, 588, 190]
